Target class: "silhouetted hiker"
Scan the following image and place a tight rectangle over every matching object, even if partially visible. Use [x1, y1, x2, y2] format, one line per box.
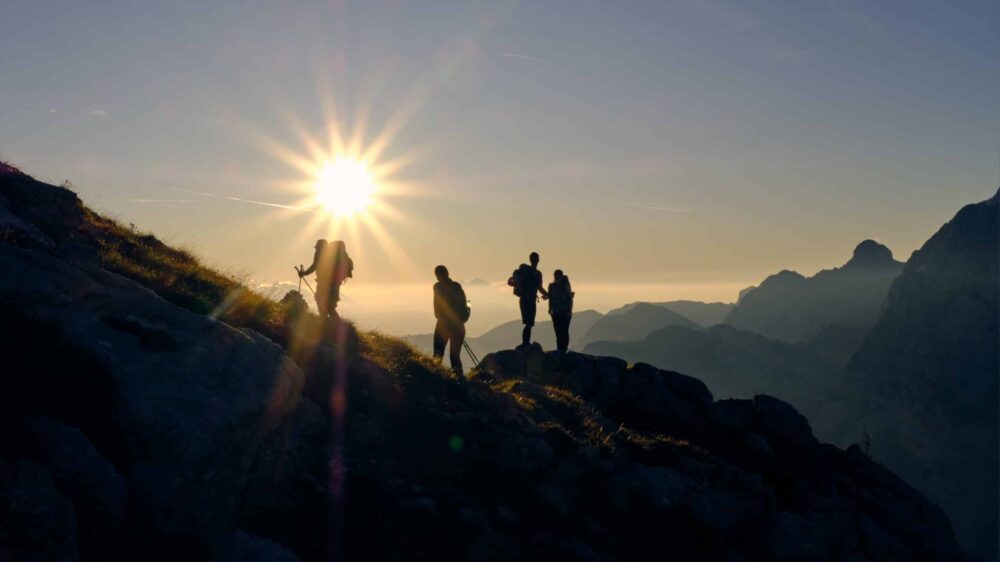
[548, 269, 574, 352]
[508, 252, 548, 348]
[298, 239, 353, 319]
[432, 265, 470, 377]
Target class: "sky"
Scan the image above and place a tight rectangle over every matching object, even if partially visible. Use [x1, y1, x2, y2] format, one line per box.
[2, 0, 998, 335]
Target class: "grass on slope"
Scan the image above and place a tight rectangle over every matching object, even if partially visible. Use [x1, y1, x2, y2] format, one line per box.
[83, 208, 289, 340]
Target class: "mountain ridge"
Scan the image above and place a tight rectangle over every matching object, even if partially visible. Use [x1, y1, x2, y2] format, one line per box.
[723, 240, 905, 345]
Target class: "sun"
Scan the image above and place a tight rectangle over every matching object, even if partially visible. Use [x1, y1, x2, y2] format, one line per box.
[313, 157, 377, 217]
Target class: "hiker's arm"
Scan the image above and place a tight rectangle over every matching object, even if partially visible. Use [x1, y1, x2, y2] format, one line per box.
[538, 278, 549, 298]
[432, 285, 442, 319]
[300, 249, 320, 276]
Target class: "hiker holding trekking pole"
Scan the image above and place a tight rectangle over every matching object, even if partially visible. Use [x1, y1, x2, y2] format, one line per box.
[432, 265, 470, 378]
[297, 239, 353, 319]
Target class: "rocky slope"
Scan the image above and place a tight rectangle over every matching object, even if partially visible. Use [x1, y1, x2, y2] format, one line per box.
[835, 189, 999, 561]
[0, 167, 973, 561]
[724, 241, 904, 351]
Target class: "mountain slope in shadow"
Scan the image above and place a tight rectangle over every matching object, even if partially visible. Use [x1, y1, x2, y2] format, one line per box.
[834, 188, 999, 561]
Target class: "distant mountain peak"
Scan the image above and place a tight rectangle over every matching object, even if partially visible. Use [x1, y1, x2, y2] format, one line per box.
[845, 239, 899, 268]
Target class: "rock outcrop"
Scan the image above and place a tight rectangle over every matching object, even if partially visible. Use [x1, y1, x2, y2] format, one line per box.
[466, 346, 969, 562]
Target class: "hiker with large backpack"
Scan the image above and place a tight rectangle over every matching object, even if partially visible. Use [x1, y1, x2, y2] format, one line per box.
[298, 239, 354, 319]
[507, 252, 548, 348]
[548, 269, 574, 352]
[432, 265, 470, 377]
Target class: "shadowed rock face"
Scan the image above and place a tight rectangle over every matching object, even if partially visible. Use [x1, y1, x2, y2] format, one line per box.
[0, 244, 304, 560]
[836, 189, 999, 561]
[724, 240, 905, 346]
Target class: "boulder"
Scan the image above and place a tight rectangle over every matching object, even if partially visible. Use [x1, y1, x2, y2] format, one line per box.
[25, 418, 127, 560]
[0, 460, 79, 562]
[0, 245, 304, 549]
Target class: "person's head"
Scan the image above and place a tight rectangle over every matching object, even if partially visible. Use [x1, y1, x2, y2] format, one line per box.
[554, 269, 564, 280]
[434, 265, 449, 281]
[332, 240, 347, 255]
[315, 239, 328, 250]
[529, 252, 539, 266]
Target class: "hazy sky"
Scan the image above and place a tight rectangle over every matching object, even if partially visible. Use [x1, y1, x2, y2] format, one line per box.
[2, 0, 998, 333]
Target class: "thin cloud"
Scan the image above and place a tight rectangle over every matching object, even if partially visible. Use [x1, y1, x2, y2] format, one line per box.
[624, 203, 693, 214]
[88, 109, 108, 117]
[500, 52, 543, 63]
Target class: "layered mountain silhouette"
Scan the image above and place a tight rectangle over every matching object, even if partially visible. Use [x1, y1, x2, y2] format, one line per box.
[578, 302, 702, 346]
[832, 189, 1000, 560]
[724, 240, 905, 354]
[605, 300, 734, 327]
[0, 166, 975, 561]
[584, 324, 842, 425]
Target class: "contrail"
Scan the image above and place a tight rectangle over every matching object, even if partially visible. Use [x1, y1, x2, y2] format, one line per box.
[174, 187, 318, 213]
[224, 196, 312, 211]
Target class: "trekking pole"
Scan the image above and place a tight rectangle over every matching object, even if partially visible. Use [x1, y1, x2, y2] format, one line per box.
[294, 267, 316, 296]
[462, 340, 481, 369]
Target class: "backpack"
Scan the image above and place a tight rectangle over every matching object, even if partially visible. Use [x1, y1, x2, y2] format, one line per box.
[334, 255, 354, 284]
[445, 281, 471, 323]
[508, 263, 535, 298]
[549, 278, 574, 314]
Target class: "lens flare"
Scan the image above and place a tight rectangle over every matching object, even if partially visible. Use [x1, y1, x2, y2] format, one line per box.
[313, 158, 377, 217]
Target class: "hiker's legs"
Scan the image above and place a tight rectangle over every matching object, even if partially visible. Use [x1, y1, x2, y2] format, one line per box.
[519, 298, 536, 347]
[315, 285, 330, 317]
[432, 320, 447, 361]
[328, 284, 341, 316]
[448, 323, 465, 376]
[553, 312, 571, 352]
